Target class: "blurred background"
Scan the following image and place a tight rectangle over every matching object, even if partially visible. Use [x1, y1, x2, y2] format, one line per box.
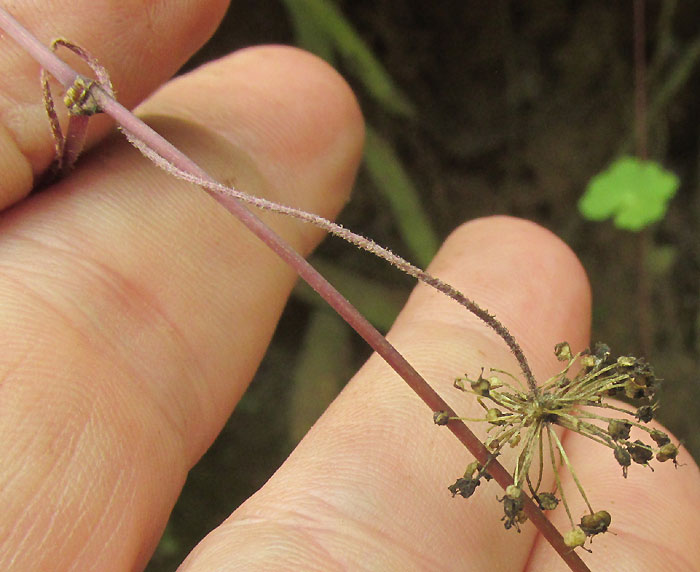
[147, 2, 700, 569]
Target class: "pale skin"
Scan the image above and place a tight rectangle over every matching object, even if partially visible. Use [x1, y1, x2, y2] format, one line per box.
[0, 2, 698, 571]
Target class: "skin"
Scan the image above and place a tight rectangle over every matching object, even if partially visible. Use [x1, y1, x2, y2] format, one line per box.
[0, 1, 698, 571]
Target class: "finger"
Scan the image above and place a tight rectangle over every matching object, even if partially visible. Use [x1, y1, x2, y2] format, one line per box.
[178, 216, 593, 571]
[528, 418, 700, 571]
[0, 0, 229, 207]
[0, 46, 363, 571]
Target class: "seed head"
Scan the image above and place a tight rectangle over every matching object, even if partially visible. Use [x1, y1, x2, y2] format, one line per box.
[499, 493, 526, 532]
[650, 429, 670, 446]
[580, 510, 611, 537]
[627, 440, 654, 466]
[608, 419, 632, 441]
[554, 341, 572, 361]
[536, 492, 560, 511]
[656, 442, 679, 464]
[564, 527, 587, 548]
[443, 341, 680, 549]
[612, 445, 631, 478]
[448, 477, 480, 499]
[636, 405, 655, 423]
[470, 372, 491, 397]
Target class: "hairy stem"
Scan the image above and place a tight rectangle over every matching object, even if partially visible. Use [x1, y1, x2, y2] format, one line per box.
[0, 7, 586, 571]
[119, 122, 537, 392]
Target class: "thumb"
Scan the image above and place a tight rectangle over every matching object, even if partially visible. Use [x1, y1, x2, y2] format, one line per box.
[0, 46, 363, 571]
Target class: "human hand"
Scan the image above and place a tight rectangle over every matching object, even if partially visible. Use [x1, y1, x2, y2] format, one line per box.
[0, 2, 698, 571]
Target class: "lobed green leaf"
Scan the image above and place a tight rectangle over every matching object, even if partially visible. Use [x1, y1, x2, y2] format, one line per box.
[579, 156, 679, 231]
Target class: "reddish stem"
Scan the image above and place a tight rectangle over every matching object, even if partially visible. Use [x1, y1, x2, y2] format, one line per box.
[633, 0, 653, 358]
[0, 7, 589, 571]
[634, 0, 648, 161]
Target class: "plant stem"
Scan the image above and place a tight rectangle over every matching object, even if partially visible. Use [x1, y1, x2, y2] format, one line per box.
[633, 0, 653, 358]
[120, 119, 538, 393]
[0, 7, 588, 571]
[634, 0, 648, 162]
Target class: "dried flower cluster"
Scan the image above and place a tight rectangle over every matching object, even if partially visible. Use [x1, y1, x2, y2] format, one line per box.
[436, 342, 679, 549]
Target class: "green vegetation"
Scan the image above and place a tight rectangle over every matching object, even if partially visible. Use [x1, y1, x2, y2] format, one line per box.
[579, 156, 679, 231]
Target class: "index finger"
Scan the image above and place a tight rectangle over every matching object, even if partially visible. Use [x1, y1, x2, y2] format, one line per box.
[178, 217, 592, 570]
[0, 45, 364, 571]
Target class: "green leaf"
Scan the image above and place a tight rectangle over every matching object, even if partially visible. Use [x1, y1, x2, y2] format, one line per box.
[281, 0, 415, 117]
[280, 0, 336, 64]
[579, 156, 679, 231]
